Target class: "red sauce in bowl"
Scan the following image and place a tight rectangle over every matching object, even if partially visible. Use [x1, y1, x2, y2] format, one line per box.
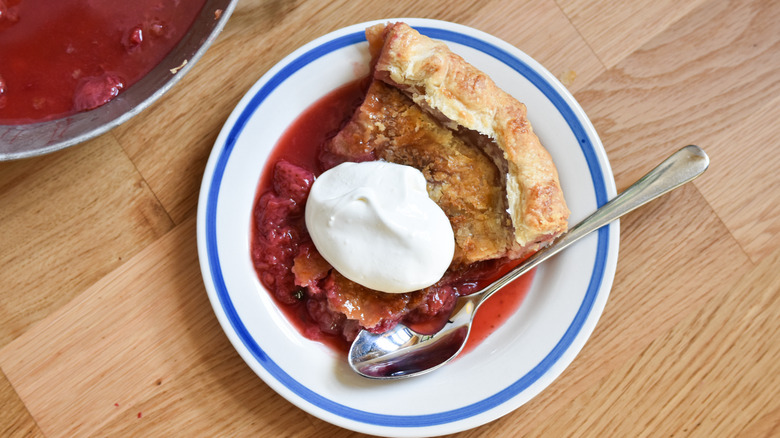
[252, 79, 533, 353]
[0, 0, 206, 124]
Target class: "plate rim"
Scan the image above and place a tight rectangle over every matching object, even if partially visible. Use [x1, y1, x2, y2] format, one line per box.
[197, 17, 618, 437]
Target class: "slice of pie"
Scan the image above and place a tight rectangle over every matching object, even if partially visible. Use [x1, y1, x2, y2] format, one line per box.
[322, 22, 569, 267]
[269, 22, 570, 339]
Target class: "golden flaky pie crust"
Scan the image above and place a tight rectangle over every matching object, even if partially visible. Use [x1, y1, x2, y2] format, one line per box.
[329, 22, 569, 264]
[371, 22, 569, 247]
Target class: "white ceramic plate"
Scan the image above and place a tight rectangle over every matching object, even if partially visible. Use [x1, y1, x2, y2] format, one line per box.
[197, 18, 618, 437]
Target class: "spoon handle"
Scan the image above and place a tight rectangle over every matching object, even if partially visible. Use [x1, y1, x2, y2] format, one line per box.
[475, 144, 710, 303]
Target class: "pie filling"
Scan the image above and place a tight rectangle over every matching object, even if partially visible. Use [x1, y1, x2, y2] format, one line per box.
[251, 23, 569, 349]
[322, 80, 518, 266]
[0, 0, 207, 124]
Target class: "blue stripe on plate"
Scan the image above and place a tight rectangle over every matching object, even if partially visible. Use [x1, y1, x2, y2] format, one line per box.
[205, 27, 610, 428]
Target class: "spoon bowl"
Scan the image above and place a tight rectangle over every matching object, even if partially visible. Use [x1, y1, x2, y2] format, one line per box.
[349, 145, 710, 379]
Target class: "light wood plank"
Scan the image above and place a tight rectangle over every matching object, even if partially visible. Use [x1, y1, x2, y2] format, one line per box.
[465, 0, 606, 93]
[0, 218, 208, 437]
[736, 406, 780, 438]
[557, 0, 708, 67]
[114, 0, 604, 223]
[522, 246, 780, 437]
[0, 370, 43, 438]
[91, 328, 325, 437]
[693, 95, 780, 263]
[0, 135, 173, 348]
[572, 0, 780, 191]
[569, 0, 779, 265]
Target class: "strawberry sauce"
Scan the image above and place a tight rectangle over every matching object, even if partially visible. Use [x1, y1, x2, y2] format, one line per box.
[0, 0, 206, 124]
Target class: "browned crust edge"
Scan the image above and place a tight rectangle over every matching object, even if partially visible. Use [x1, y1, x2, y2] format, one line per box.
[368, 22, 570, 246]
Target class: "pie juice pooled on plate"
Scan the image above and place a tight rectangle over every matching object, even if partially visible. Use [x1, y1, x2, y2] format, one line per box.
[251, 22, 569, 350]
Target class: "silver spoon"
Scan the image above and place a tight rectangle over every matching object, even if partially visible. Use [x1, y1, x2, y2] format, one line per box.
[349, 145, 709, 379]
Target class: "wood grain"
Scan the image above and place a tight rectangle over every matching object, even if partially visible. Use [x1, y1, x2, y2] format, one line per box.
[736, 406, 780, 438]
[1, 219, 210, 437]
[452, 0, 607, 93]
[0, 370, 43, 438]
[557, 0, 709, 67]
[571, 0, 779, 261]
[693, 95, 780, 263]
[574, 0, 780, 190]
[0, 134, 173, 348]
[0, 0, 778, 436]
[526, 246, 780, 437]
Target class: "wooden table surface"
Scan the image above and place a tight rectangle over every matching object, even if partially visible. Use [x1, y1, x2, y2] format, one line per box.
[2, 0, 778, 436]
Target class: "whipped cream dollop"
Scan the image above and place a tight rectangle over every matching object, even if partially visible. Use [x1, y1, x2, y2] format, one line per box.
[305, 161, 455, 293]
